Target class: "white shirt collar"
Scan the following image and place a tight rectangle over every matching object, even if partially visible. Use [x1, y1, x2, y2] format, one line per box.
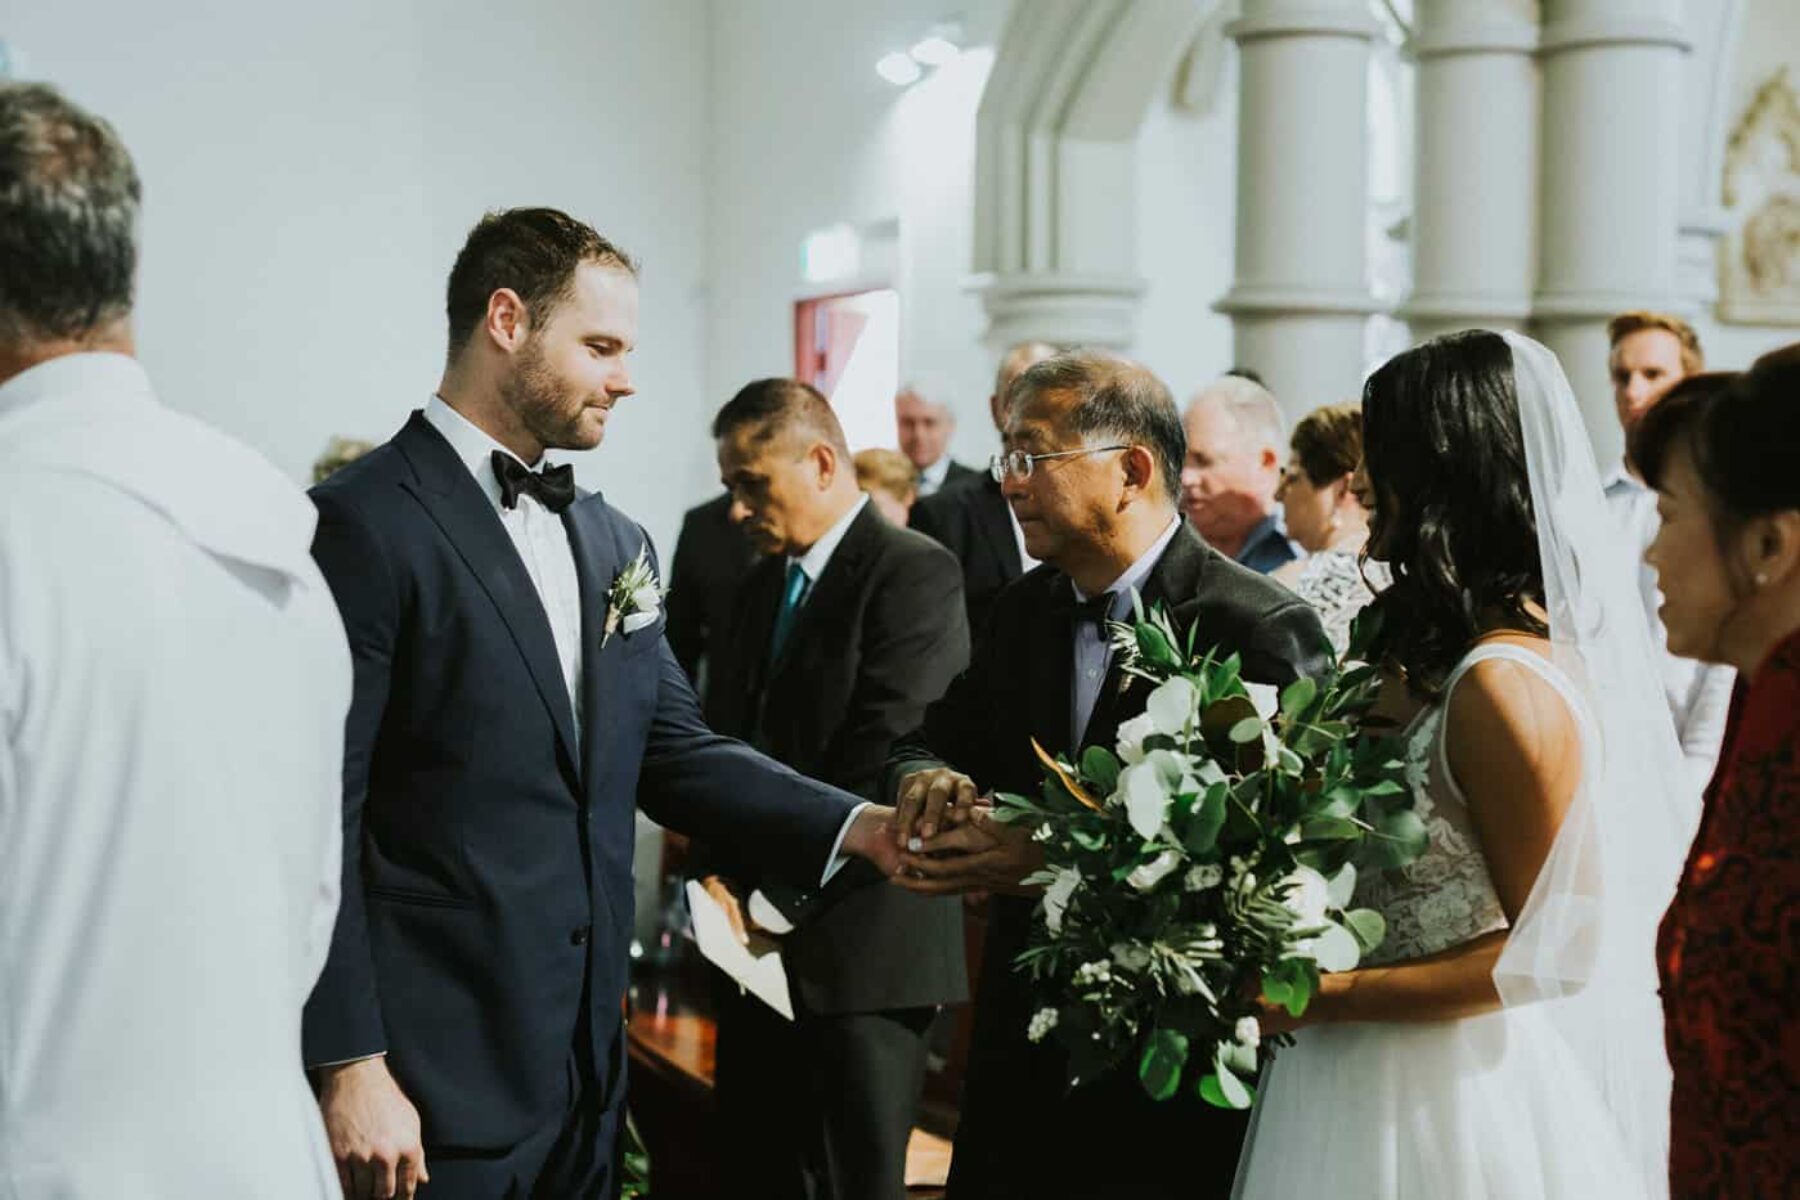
[1601, 461, 1646, 496]
[791, 493, 870, 583]
[1073, 516, 1183, 615]
[0, 352, 151, 422]
[919, 455, 951, 488]
[421, 394, 553, 513]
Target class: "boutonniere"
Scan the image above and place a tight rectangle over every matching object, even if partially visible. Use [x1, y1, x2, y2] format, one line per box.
[602, 545, 665, 648]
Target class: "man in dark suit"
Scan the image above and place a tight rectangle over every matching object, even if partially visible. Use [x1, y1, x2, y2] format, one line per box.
[699, 378, 971, 1200]
[665, 490, 759, 707]
[896, 383, 979, 496]
[886, 351, 1330, 1200]
[302, 209, 900, 1200]
[909, 342, 1057, 645]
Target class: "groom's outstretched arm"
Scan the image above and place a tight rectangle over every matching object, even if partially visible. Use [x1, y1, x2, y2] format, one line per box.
[636, 635, 896, 885]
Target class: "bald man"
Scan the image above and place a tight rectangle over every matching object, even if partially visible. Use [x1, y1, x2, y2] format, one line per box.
[1180, 376, 1298, 574]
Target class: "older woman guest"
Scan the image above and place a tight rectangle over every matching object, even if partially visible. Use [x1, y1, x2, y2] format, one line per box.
[1636, 347, 1800, 1199]
[1272, 402, 1376, 654]
[854, 447, 920, 526]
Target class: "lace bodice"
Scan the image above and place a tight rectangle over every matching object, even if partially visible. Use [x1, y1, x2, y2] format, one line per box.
[1289, 550, 1375, 656]
[1351, 644, 1586, 966]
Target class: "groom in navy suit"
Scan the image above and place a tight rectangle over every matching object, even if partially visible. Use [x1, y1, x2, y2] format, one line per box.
[302, 208, 899, 1199]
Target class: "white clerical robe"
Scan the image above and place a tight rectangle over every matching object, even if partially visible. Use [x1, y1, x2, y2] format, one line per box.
[0, 354, 350, 1198]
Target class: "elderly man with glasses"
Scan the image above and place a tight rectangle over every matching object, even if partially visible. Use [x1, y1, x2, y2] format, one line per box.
[879, 350, 1329, 1200]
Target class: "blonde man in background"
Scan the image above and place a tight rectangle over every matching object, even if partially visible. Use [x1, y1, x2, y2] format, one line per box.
[1603, 310, 1733, 794]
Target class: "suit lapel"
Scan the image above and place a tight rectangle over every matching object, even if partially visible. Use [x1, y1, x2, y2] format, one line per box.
[396, 413, 580, 772]
[563, 496, 627, 787]
[1026, 575, 1078, 757]
[1080, 525, 1209, 751]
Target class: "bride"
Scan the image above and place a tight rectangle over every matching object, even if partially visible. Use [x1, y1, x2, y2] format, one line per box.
[1232, 331, 1699, 1199]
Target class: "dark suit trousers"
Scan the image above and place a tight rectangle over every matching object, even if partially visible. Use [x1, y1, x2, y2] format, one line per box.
[421, 987, 627, 1200]
[714, 976, 935, 1200]
[946, 900, 1249, 1200]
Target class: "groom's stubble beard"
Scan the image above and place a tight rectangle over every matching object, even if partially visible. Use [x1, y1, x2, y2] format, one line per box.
[503, 332, 602, 454]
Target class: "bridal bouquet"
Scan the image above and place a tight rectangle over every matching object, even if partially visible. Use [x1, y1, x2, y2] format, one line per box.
[996, 602, 1424, 1109]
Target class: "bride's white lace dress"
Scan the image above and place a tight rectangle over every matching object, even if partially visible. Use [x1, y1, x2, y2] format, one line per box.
[1231, 644, 1643, 1199]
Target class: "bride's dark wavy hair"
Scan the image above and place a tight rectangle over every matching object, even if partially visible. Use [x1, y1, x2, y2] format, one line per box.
[1361, 329, 1546, 697]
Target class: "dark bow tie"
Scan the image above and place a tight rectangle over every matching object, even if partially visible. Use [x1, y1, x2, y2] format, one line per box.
[492, 451, 575, 513]
[1072, 591, 1118, 633]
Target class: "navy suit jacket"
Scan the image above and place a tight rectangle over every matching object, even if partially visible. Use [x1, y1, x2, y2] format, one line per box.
[300, 412, 858, 1150]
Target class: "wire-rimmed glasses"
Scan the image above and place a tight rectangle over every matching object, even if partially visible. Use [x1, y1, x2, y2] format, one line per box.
[989, 444, 1131, 483]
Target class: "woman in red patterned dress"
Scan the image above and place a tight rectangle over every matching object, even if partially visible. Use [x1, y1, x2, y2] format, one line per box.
[1636, 344, 1800, 1198]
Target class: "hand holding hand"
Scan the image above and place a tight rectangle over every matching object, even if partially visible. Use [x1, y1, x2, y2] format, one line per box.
[841, 803, 905, 878]
[892, 803, 1045, 897]
[892, 767, 980, 848]
[317, 1056, 429, 1199]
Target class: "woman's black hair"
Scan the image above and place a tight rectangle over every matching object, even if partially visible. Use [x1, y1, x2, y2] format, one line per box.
[1633, 347, 1800, 536]
[1360, 329, 1546, 697]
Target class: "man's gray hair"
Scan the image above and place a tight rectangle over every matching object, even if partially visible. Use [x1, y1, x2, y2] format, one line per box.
[1004, 348, 1186, 506]
[0, 83, 141, 345]
[1186, 374, 1287, 452]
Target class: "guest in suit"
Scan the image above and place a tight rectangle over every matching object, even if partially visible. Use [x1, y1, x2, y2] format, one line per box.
[302, 209, 901, 1200]
[854, 446, 920, 526]
[1180, 374, 1300, 575]
[700, 378, 971, 1200]
[885, 351, 1330, 1200]
[666, 490, 759, 707]
[910, 342, 1057, 643]
[1635, 347, 1800, 1199]
[897, 382, 979, 496]
[0, 82, 350, 1200]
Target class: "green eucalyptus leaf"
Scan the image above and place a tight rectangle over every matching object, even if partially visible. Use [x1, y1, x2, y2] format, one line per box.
[1183, 783, 1228, 854]
[1300, 816, 1360, 841]
[1228, 717, 1263, 744]
[1080, 745, 1122, 794]
[1279, 676, 1318, 720]
[1138, 1028, 1190, 1102]
[1344, 907, 1387, 952]
[1136, 624, 1181, 671]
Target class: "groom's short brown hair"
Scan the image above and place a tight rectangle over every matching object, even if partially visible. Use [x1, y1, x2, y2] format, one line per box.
[445, 207, 637, 358]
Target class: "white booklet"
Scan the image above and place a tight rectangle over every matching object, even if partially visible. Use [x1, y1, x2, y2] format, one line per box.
[684, 879, 795, 1020]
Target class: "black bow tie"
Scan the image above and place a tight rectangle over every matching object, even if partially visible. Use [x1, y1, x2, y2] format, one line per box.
[1072, 591, 1118, 633]
[492, 451, 576, 513]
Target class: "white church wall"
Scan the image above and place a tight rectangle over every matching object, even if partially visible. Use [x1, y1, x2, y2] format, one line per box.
[1131, 65, 1243, 410]
[1694, 0, 1800, 372]
[704, 0, 1011, 474]
[6, 0, 711, 556]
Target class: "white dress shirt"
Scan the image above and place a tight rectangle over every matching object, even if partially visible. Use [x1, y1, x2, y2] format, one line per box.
[791, 493, 871, 588]
[1604, 465, 1735, 795]
[0, 354, 350, 1198]
[1070, 518, 1183, 744]
[424, 395, 585, 733]
[421, 397, 864, 882]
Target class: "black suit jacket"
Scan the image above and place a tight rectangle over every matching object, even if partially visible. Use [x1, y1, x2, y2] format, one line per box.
[706, 502, 970, 1014]
[909, 475, 1020, 648]
[938, 458, 983, 493]
[301, 413, 858, 1151]
[887, 524, 1331, 1200]
[666, 492, 760, 707]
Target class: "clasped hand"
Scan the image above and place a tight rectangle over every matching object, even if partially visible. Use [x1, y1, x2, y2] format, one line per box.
[886, 767, 1044, 896]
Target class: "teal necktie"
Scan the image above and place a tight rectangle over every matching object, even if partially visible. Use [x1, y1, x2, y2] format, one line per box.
[768, 561, 811, 663]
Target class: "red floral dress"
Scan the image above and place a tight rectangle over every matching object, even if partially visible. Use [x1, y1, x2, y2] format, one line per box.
[1657, 629, 1800, 1198]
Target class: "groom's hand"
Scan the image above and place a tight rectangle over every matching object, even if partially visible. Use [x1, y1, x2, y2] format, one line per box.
[841, 803, 906, 878]
[317, 1056, 429, 1199]
[893, 804, 1045, 896]
[892, 767, 980, 848]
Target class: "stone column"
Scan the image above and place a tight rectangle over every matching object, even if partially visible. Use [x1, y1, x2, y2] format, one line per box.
[1533, 0, 1688, 464]
[1217, 0, 1383, 416]
[1675, 1, 1745, 313]
[1400, 0, 1539, 344]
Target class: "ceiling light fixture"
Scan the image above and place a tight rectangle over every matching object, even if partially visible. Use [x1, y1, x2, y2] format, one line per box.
[876, 51, 923, 87]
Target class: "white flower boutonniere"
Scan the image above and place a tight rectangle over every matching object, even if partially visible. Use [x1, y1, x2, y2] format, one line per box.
[602, 545, 665, 648]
